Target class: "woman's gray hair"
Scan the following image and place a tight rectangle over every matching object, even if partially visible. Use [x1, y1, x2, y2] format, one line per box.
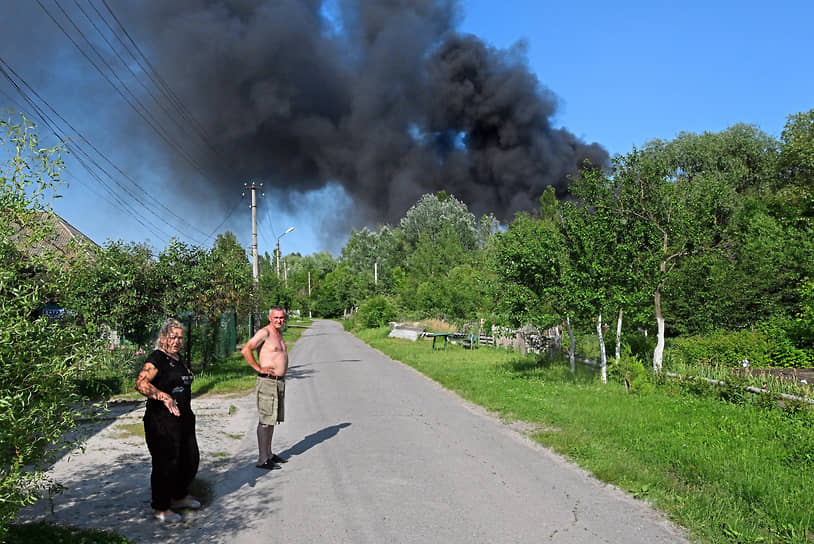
[156, 318, 184, 348]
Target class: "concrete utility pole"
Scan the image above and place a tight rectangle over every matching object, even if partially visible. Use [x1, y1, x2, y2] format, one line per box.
[243, 183, 263, 333]
[244, 182, 263, 284]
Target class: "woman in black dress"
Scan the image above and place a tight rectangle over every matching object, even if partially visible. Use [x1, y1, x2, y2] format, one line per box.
[135, 318, 200, 522]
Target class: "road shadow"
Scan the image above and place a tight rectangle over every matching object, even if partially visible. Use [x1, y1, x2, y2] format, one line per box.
[278, 422, 351, 459]
[283, 363, 315, 381]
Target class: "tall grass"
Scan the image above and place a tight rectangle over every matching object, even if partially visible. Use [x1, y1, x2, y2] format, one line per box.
[357, 327, 814, 544]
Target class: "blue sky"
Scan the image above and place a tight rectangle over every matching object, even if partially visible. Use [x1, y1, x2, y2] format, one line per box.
[3, 0, 812, 258]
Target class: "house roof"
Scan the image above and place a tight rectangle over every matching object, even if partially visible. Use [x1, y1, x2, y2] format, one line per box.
[11, 211, 99, 260]
[47, 212, 99, 252]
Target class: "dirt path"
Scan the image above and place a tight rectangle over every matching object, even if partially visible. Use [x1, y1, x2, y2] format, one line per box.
[16, 391, 258, 542]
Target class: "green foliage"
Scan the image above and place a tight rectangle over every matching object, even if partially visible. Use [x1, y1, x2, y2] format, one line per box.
[607, 347, 653, 394]
[623, 330, 657, 362]
[358, 295, 396, 328]
[74, 344, 147, 399]
[310, 263, 364, 318]
[65, 239, 162, 347]
[8, 522, 131, 544]
[779, 108, 814, 190]
[399, 192, 478, 252]
[666, 329, 771, 368]
[0, 112, 98, 537]
[492, 211, 567, 327]
[341, 225, 403, 296]
[665, 327, 814, 370]
[789, 278, 814, 349]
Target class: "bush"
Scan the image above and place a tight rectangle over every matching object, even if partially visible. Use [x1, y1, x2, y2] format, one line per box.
[359, 296, 396, 329]
[757, 319, 814, 368]
[0, 113, 98, 538]
[358, 295, 397, 329]
[624, 331, 656, 362]
[664, 328, 811, 369]
[607, 348, 653, 394]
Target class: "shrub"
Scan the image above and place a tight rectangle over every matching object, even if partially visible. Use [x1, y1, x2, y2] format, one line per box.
[0, 112, 98, 538]
[358, 295, 397, 329]
[665, 329, 788, 369]
[607, 347, 653, 394]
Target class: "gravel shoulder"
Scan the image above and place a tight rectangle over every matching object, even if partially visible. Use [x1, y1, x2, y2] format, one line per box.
[16, 391, 258, 542]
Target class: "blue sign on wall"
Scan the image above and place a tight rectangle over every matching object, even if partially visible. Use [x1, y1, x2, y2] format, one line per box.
[42, 303, 65, 320]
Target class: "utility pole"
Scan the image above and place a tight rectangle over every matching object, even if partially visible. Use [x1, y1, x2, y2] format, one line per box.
[243, 182, 263, 333]
[244, 182, 263, 283]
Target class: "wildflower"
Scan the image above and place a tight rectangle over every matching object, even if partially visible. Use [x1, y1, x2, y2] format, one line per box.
[741, 359, 749, 368]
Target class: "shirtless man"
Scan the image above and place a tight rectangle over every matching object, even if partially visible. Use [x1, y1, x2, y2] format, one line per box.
[241, 306, 289, 469]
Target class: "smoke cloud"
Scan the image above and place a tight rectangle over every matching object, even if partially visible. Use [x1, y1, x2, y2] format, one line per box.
[7, 0, 608, 233]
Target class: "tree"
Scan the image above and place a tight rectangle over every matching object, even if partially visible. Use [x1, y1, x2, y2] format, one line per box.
[311, 263, 365, 317]
[282, 251, 338, 316]
[571, 125, 774, 371]
[400, 192, 478, 252]
[341, 225, 404, 297]
[196, 232, 251, 358]
[67, 240, 162, 347]
[0, 112, 97, 535]
[778, 108, 814, 192]
[154, 239, 208, 317]
[492, 211, 567, 329]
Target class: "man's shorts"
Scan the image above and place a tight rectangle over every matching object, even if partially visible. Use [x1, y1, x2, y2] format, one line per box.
[256, 376, 285, 425]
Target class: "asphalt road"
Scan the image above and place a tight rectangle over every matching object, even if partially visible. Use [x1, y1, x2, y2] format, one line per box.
[18, 319, 690, 543]
[185, 319, 689, 544]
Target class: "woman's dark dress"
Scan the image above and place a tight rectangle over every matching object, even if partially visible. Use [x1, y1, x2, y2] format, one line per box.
[142, 349, 199, 511]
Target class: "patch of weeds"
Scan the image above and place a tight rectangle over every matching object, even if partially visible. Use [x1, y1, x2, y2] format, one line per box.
[114, 422, 145, 439]
[7, 521, 132, 543]
[210, 451, 230, 460]
[226, 432, 244, 440]
[229, 404, 237, 416]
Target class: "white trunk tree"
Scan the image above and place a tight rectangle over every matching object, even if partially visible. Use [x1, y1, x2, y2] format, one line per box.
[615, 308, 623, 365]
[597, 313, 607, 383]
[565, 316, 575, 373]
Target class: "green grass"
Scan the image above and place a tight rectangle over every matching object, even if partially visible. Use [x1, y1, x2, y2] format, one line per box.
[113, 422, 145, 440]
[7, 522, 130, 544]
[356, 326, 814, 544]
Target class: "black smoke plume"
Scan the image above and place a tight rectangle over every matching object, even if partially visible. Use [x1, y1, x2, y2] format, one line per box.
[8, 0, 608, 231]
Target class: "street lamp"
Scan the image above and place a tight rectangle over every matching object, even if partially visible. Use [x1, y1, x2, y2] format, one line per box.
[276, 226, 294, 278]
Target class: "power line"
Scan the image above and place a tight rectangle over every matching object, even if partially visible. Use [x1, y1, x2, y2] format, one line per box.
[96, 0, 219, 155]
[2, 3, 245, 249]
[35, 0, 212, 180]
[0, 56, 205, 244]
